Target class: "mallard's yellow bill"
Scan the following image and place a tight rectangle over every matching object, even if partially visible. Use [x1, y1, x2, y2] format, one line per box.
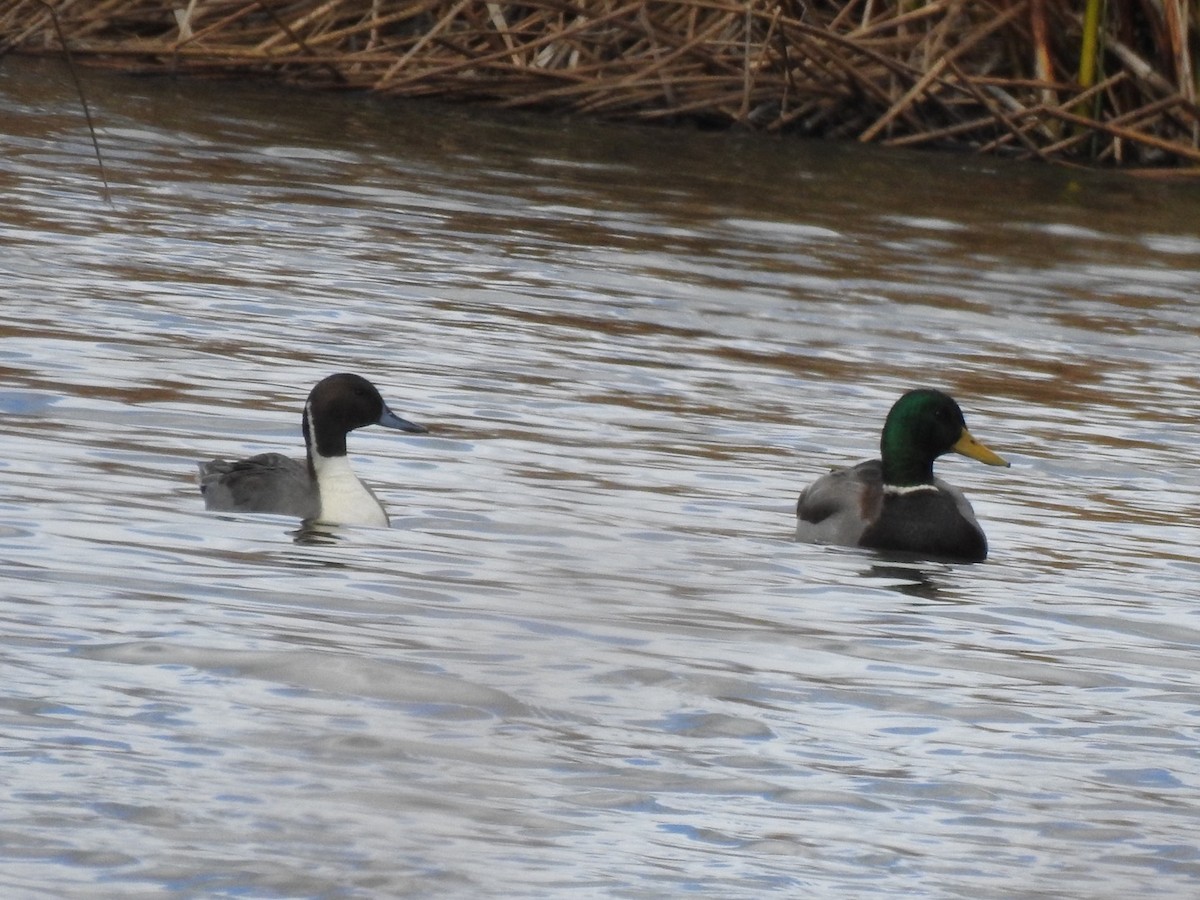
[953, 429, 1009, 467]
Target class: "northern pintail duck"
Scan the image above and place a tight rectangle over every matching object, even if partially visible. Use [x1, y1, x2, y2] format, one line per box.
[795, 389, 1008, 562]
[198, 373, 427, 526]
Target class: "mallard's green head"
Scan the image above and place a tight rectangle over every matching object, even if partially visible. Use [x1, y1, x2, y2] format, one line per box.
[879, 389, 1008, 487]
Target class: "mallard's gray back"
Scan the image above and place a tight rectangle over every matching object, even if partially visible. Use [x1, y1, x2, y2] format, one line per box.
[795, 461, 880, 547]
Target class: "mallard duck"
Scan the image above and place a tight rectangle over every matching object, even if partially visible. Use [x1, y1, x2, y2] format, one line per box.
[795, 389, 1008, 562]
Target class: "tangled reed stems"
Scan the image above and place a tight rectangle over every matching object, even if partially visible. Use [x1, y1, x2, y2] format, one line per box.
[3, 0, 1199, 169]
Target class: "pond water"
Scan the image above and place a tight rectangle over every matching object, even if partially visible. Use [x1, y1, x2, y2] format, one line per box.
[2, 56, 1199, 898]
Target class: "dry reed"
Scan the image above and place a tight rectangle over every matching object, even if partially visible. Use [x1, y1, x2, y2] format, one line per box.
[3, 0, 1199, 168]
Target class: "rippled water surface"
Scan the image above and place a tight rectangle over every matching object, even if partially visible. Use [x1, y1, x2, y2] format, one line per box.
[3, 57, 1200, 897]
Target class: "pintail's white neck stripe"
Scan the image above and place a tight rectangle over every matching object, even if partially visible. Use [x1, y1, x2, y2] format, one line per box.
[305, 402, 348, 459]
[883, 483, 939, 495]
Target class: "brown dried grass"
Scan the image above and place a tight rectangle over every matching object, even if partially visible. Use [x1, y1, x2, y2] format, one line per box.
[3, 0, 1199, 168]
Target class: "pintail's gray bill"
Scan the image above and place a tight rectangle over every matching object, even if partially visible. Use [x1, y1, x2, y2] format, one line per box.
[378, 406, 428, 434]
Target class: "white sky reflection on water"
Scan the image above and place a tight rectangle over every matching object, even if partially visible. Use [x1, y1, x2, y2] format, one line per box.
[2, 57, 1200, 898]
